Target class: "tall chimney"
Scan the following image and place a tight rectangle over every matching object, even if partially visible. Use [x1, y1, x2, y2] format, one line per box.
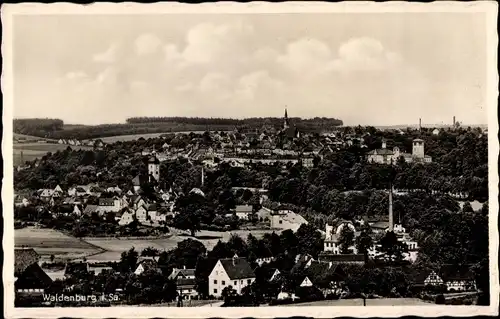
[453, 116, 456, 126]
[419, 118, 422, 131]
[201, 166, 204, 187]
[388, 184, 394, 232]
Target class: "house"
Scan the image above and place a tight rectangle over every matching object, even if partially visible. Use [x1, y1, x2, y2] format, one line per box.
[118, 209, 135, 226]
[366, 139, 432, 164]
[303, 261, 347, 296]
[270, 210, 308, 232]
[177, 278, 198, 300]
[97, 197, 122, 213]
[135, 206, 148, 223]
[14, 195, 30, 207]
[134, 258, 159, 275]
[209, 257, 256, 297]
[169, 267, 198, 300]
[83, 205, 99, 216]
[234, 205, 253, 220]
[411, 266, 477, 292]
[14, 248, 52, 295]
[324, 220, 359, 254]
[432, 128, 440, 135]
[169, 267, 196, 280]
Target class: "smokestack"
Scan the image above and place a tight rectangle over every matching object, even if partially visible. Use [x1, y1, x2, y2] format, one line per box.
[453, 116, 456, 126]
[419, 118, 422, 131]
[388, 184, 394, 232]
[201, 166, 204, 187]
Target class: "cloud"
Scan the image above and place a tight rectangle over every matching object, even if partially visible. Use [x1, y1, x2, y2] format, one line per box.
[278, 38, 333, 77]
[93, 43, 118, 63]
[135, 33, 162, 56]
[327, 37, 403, 73]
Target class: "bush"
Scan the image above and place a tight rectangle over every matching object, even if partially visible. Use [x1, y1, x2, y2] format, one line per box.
[435, 294, 446, 304]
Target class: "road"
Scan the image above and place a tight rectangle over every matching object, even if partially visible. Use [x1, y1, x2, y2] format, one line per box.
[201, 301, 224, 307]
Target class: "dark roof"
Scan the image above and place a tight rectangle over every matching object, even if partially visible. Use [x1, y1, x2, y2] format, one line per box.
[235, 205, 253, 213]
[15, 248, 40, 275]
[83, 205, 99, 214]
[99, 198, 115, 206]
[219, 257, 255, 280]
[15, 263, 53, 289]
[318, 253, 365, 263]
[132, 175, 148, 187]
[148, 156, 160, 164]
[177, 278, 196, 289]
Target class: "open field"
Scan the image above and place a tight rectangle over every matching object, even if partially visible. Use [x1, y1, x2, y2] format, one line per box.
[15, 227, 103, 260]
[85, 229, 279, 262]
[88, 131, 210, 143]
[13, 142, 94, 165]
[273, 298, 434, 306]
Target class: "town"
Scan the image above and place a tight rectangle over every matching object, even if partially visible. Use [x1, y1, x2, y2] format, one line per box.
[13, 111, 489, 307]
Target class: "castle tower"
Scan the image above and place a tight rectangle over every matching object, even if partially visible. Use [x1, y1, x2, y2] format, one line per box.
[412, 139, 425, 159]
[148, 156, 160, 182]
[284, 107, 289, 129]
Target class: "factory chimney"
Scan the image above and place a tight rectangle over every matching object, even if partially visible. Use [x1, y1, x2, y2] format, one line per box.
[419, 118, 422, 131]
[388, 184, 394, 232]
[453, 116, 456, 127]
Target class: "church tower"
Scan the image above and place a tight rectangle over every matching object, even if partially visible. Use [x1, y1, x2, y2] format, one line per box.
[148, 156, 160, 182]
[284, 108, 289, 129]
[412, 139, 425, 159]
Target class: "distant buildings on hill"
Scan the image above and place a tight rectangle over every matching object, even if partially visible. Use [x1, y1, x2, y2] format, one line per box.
[366, 138, 432, 165]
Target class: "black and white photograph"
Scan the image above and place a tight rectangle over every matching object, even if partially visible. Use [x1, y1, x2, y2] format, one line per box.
[2, 2, 498, 318]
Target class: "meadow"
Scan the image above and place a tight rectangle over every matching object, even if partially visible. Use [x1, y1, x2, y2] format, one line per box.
[87, 131, 208, 143]
[13, 142, 93, 165]
[274, 298, 434, 306]
[15, 227, 104, 260]
[85, 229, 278, 262]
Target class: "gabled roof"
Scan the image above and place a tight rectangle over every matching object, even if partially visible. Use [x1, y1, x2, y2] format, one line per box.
[148, 156, 160, 164]
[317, 253, 365, 263]
[14, 248, 40, 275]
[83, 205, 99, 215]
[235, 205, 253, 213]
[99, 198, 115, 206]
[177, 277, 196, 289]
[169, 268, 196, 280]
[219, 257, 255, 280]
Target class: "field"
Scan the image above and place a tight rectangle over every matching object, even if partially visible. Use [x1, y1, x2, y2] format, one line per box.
[85, 229, 278, 262]
[274, 298, 434, 306]
[13, 142, 93, 165]
[88, 131, 208, 143]
[15, 227, 104, 260]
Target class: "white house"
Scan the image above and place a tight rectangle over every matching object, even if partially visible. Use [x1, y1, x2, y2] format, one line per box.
[208, 257, 256, 298]
[134, 259, 158, 275]
[136, 206, 148, 223]
[234, 205, 253, 220]
[300, 276, 314, 287]
[270, 210, 308, 232]
[118, 210, 135, 226]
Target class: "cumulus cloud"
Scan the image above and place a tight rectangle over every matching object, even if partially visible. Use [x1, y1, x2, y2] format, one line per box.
[328, 37, 403, 73]
[57, 24, 432, 123]
[135, 33, 162, 56]
[93, 43, 118, 63]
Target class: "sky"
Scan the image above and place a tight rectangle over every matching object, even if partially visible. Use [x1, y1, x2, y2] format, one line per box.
[12, 12, 488, 126]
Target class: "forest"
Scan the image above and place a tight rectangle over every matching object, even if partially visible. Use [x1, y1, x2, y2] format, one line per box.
[13, 116, 343, 140]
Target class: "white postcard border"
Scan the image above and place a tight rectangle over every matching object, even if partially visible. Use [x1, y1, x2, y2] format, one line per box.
[2, 1, 499, 318]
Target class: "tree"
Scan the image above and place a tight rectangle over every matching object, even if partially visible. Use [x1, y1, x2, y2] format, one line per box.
[356, 230, 373, 262]
[378, 231, 408, 264]
[338, 225, 355, 254]
[120, 247, 139, 273]
[295, 224, 323, 258]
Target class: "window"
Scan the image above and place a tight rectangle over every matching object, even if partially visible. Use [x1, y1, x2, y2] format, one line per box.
[214, 289, 217, 294]
[234, 281, 237, 286]
[240, 280, 243, 284]
[222, 281, 225, 285]
[279, 220, 283, 224]
[214, 280, 217, 284]
[247, 279, 251, 284]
